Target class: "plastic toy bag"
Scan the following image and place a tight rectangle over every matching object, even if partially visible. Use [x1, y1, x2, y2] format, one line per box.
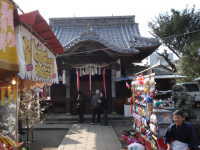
[171, 140, 188, 150]
[128, 142, 145, 150]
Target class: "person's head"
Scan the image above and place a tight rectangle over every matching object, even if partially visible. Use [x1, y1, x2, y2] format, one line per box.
[100, 90, 105, 97]
[173, 110, 185, 126]
[95, 89, 100, 95]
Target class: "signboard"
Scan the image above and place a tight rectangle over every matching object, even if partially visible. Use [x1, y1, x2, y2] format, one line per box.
[0, 0, 18, 71]
[16, 26, 58, 83]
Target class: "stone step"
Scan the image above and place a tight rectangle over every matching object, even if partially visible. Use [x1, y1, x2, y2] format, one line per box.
[45, 114, 131, 122]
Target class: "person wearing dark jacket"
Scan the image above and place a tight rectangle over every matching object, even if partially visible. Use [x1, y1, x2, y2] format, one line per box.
[76, 91, 86, 123]
[91, 89, 102, 123]
[100, 91, 108, 125]
[164, 110, 199, 150]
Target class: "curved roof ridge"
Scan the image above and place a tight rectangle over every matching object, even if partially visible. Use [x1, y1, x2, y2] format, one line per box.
[50, 15, 160, 54]
[50, 15, 135, 20]
[50, 15, 136, 27]
[64, 31, 139, 54]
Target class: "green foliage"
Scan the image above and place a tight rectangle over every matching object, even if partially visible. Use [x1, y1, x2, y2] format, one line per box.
[149, 6, 200, 57]
[149, 6, 200, 79]
[179, 41, 200, 79]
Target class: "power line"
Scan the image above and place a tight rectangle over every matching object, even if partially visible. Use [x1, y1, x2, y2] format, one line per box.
[62, 47, 111, 56]
[60, 28, 200, 56]
[58, 47, 138, 57]
[159, 29, 200, 40]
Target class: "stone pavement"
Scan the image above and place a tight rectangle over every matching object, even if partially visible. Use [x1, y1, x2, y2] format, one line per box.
[58, 124, 121, 150]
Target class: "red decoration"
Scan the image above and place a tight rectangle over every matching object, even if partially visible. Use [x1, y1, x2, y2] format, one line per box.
[136, 91, 142, 97]
[139, 80, 144, 85]
[26, 64, 33, 71]
[102, 68, 107, 97]
[136, 75, 144, 85]
[76, 71, 80, 91]
[157, 138, 167, 150]
[130, 97, 134, 113]
[150, 92, 155, 98]
[145, 140, 152, 150]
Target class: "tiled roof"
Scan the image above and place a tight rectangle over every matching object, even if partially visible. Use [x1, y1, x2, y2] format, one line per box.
[49, 16, 160, 53]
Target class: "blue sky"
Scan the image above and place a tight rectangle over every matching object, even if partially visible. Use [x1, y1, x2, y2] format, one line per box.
[14, 0, 200, 37]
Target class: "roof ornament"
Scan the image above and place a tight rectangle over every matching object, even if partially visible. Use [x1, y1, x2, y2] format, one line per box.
[129, 37, 137, 48]
[86, 23, 93, 32]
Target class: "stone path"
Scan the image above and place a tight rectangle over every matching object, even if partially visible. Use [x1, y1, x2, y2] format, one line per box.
[58, 124, 121, 150]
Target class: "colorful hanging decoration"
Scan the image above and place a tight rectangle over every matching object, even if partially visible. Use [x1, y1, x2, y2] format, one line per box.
[0, 0, 18, 71]
[136, 75, 144, 85]
[75, 64, 104, 77]
[0, 135, 23, 149]
[125, 73, 174, 150]
[127, 73, 156, 115]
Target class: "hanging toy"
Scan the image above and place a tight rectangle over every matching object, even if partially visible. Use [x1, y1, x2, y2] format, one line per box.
[144, 96, 153, 103]
[150, 91, 156, 98]
[143, 87, 149, 94]
[136, 91, 141, 97]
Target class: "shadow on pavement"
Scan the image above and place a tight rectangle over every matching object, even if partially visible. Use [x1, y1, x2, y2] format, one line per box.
[30, 129, 69, 150]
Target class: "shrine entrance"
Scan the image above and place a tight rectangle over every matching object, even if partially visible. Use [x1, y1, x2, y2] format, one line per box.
[50, 16, 160, 113]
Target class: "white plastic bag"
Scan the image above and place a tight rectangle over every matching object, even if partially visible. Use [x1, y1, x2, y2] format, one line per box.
[171, 140, 188, 150]
[128, 142, 145, 150]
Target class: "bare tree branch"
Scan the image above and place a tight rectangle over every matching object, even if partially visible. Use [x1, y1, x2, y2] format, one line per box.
[156, 52, 177, 72]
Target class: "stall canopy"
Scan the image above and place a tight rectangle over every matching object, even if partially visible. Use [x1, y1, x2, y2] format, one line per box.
[115, 65, 187, 81]
[19, 10, 64, 54]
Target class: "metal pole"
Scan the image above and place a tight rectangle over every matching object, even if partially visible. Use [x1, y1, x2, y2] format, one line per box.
[16, 77, 19, 142]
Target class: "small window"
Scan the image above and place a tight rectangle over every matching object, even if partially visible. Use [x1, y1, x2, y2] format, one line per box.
[183, 84, 199, 92]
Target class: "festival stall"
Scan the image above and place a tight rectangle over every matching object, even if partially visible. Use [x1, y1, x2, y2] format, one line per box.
[0, 1, 62, 149]
[15, 23, 59, 147]
[121, 74, 175, 150]
[0, 0, 24, 149]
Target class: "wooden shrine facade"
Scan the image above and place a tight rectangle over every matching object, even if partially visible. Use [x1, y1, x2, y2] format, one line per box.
[49, 15, 160, 113]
